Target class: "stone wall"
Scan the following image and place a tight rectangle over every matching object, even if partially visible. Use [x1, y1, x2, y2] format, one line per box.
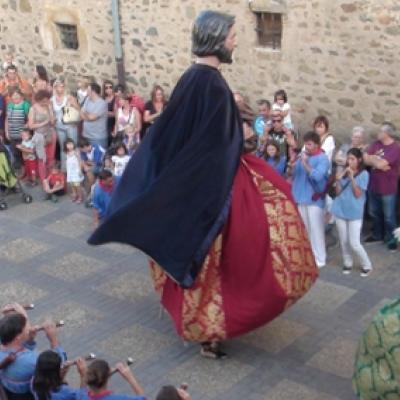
[0, 0, 399, 140]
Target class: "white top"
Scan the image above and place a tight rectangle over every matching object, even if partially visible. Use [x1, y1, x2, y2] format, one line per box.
[66, 151, 83, 183]
[111, 155, 130, 177]
[116, 108, 135, 132]
[77, 89, 88, 105]
[51, 96, 68, 126]
[272, 102, 292, 128]
[321, 135, 336, 164]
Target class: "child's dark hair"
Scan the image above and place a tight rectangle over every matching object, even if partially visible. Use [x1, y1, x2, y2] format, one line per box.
[264, 140, 281, 162]
[0, 313, 27, 345]
[78, 138, 91, 148]
[274, 89, 288, 103]
[32, 350, 63, 400]
[98, 169, 113, 181]
[156, 386, 181, 400]
[303, 131, 321, 145]
[347, 147, 365, 171]
[115, 143, 128, 155]
[63, 138, 76, 152]
[313, 115, 329, 132]
[86, 359, 110, 390]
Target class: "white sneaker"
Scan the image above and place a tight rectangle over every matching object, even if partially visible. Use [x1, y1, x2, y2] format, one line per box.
[360, 268, 372, 277]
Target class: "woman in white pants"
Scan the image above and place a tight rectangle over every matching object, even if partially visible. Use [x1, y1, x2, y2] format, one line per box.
[331, 148, 372, 276]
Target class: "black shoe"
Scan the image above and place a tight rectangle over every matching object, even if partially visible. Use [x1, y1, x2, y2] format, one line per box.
[364, 236, 382, 244]
[360, 268, 372, 277]
[342, 266, 352, 275]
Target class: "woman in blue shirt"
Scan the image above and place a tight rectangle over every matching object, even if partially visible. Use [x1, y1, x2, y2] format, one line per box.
[331, 148, 372, 276]
[263, 140, 286, 176]
[31, 351, 86, 400]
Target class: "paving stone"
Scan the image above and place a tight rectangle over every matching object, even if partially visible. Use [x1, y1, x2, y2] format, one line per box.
[103, 242, 137, 255]
[0, 238, 50, 263]
[5, 202, 56, 222]
[0, 281, 46, 305]
[292, 279, 357, 314]
[40, 252, 107, 281]
[306, 337, 358, 379]
[98, 324, 176, 364]
[167, 357, 254, 397]
[240, 317, 310, 354]
[45, 212, 92, 238]
[98, 271, 154, 302]
[264, 379, 341, 400]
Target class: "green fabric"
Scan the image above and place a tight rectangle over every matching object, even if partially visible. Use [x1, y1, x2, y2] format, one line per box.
[7, 100, 30, 116]
[0, 152, 17, 188]
[353, 298, 400, 399]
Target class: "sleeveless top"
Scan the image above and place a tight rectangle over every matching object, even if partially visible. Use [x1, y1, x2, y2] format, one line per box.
[51, 95, 68, 127]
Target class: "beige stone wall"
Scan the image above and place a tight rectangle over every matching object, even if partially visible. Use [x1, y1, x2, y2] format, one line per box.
[1, 0, 399, 140]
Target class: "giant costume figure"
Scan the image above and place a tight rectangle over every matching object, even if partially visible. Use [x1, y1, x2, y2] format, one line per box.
[89, 10, 318, 357]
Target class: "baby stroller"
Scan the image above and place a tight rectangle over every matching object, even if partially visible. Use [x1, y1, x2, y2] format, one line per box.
[0, 142, 33, 210]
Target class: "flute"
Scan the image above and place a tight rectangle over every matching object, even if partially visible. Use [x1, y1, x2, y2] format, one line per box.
[109, 358, 134, 376]
[3, 304, 35, 313]
[34, 320, 65, 332]
[62, 353, 96, 369]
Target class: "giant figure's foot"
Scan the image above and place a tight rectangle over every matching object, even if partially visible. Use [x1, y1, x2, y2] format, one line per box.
[200, 342, 227, 359]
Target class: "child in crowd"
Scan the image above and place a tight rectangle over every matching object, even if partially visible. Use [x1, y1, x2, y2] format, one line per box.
[332, 148, 372, 276]
[156, 386, 191, 400]
[77, 77, 90, 106]
[2, 52, 17, 72]
[64, 138, 84, 203]
[32, 350, 87, 400]
[272, 89, 293, 129]
[92, 169, 114, 228]
[42, 164, 65, 202]
[111, 143, 130, 177]
[264, 140, 287, 176]
[85, 359, 145, 400]
[124, 124, 141, 155]
[16, 129, 37, 185]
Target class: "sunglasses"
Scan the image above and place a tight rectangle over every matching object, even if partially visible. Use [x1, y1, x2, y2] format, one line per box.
[272, 119, 282, 123]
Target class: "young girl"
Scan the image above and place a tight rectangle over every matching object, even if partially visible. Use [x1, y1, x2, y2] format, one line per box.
[272, 89, 293, 129]
[31, 350, 86, 400]
[331, 148, 372, 276]
[113, 95, 141, 145]
[16, 129, 37, 185]
[264, 140, 287, 176]
[111, 143, 130, 177]
[85, 359, 145, 400]
[64, 138, 84, 203]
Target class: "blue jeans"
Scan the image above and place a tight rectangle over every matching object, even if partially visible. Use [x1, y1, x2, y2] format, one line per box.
[368, 191, 397, 242]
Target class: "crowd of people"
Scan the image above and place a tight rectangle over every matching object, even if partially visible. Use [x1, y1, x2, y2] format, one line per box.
[0, 53, 399, 274]
[0, 303, 191, 400]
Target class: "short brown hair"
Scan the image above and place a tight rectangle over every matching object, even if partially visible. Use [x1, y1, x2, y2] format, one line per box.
[34, 89, 51, 103]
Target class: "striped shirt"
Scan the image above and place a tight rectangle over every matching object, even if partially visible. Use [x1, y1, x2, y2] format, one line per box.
[7, 100, 30, 139]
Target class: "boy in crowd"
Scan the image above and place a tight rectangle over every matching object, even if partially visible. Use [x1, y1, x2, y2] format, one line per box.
[42, 164, 65, 202]
[16, 129, 37, 186]
[92, 169, 114, 229]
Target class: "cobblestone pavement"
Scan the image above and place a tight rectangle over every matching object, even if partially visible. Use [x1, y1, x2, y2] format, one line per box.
[0, 187, 398, 399]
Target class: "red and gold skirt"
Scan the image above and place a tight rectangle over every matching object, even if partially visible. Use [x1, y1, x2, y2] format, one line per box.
[150, 153, 318, 342]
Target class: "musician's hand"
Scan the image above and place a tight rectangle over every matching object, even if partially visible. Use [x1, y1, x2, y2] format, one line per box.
[116, 362, 135, 381]
[76, 358, 87, 377]
[300, 152, 308, 164]
[28, 325, 39, 341]
[177, 388, 192, 400]
[43, 320, 58, 347]
[3, 303, 28, 318]
[346, 167, 354, 179]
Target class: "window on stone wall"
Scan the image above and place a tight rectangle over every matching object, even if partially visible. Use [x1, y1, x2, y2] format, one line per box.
[255, 12, 282, 49]
[55, 23, 79, 50]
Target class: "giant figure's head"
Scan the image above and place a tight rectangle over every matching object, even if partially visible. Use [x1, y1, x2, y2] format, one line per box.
[192, 10, 236, 64]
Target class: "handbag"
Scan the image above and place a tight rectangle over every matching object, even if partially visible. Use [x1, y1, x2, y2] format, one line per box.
[62, 105, 81, 124]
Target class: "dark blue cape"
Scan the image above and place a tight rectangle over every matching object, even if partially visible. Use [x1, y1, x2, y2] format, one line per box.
[88, 64, 243, 287]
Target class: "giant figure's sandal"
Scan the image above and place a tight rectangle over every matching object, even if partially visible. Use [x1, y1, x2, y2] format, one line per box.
[200, 342, 227, 359]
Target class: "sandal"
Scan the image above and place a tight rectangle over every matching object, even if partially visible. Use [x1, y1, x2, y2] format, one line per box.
[200, 342, 227, 359]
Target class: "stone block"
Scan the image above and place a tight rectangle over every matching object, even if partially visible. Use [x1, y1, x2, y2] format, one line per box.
[306, 337, 358, 379]
[240, 317, 310, 354]
[40, 252, 107, 281]
[0, 281, 46, 305]
[0, 238, 50, 262]
[45, 212, 92, 238]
